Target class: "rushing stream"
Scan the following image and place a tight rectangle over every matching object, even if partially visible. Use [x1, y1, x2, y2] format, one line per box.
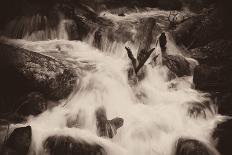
[1, 9, 226, 155]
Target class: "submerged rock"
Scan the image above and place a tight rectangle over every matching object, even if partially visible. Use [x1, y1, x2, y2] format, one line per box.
[0, 126, 32, 155]
[44, 135, 106, 155]
[175, 138, 213, 155]
[163, 55, 191, 77]
[95, 107, 124, 138]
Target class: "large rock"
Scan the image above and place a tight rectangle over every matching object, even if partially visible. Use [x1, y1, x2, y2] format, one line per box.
[0, 126, 32, 155]
[175, 138, 214, 155]
[163, 55, 191, 77]
[189, 40, 232, 66]
[44, 135, 106, 155]
[18, 92, 47, 116]
[193, 64, 232, 92]
[171, 10, 226, 49]
[0, 43, 77, 118]
[214, 119, 232, 155]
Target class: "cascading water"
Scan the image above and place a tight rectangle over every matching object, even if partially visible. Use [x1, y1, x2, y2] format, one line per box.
[3, 13, 71, 41]
[1, 9, 226, 155]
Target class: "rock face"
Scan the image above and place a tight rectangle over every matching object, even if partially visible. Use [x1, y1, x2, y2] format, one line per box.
[0, 126, 32, 155]
[190, 40, 232, 66]
[0, 43, 77, 120]
[175, 138, 213, 155]
[44, 135, 106, 155]
[214, 120, 232, 155]
[193, 65, 232, 92]
[163, 55, 191, 77]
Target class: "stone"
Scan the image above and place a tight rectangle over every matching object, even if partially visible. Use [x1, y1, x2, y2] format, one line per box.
[163, 55, 191, 77]
[175, 138, 213, 155]
[18, 92, 47, 116]
[193, 64, 232, 92]
[189, 40, 232, 66]
[44, 135, 106, 155]
[0, 126, 32, 155]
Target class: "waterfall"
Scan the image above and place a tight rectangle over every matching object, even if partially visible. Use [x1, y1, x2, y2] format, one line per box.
[3, 13, 71, 41]
[0, 8, 225, 155]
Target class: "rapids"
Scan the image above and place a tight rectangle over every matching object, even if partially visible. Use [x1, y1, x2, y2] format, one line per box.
[0, 9, 226, 155]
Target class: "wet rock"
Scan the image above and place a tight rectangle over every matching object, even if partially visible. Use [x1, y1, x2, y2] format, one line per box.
[0, 43, 77, 100]
[214, 119, 232, 155]
[193, 64, 232, 92]
[187, 100, 213, 119]
[0, 126, 32, 155]
[95, 107, 124, 138]
[163, 55, 191, 77]
[175, 138, 213, 155]
[18, 92, 47, 116]
[216, 93, 232, 116]
[189, 40, 232, 66]
[171, 10, 226, 49]
[118, 13, 125, 16]
[0, 43, 77, 121]
[44, 135, 106, 155]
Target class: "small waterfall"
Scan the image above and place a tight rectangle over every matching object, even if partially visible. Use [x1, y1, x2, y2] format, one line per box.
[0, 8, 225, 155]
[3, 13, 71, 41]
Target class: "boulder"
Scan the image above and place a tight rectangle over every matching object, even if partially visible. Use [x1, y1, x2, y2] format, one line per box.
[0, 43, 77, 121]
[0, 126, 32, 155]
[193, 64, 232, 92]
[44, 135, 106, 155]
[18, 92, 47, 116]
[171, 10, 225, 49]
[163, 55, 191, 77]
[189, 40, 232, 66]
[214, 119, 232, 155]
[175, 138, 213, 155]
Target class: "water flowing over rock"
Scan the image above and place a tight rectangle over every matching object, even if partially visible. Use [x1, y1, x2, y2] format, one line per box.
[0, 1, 230, 155]
[0, 43, 77, 120]
[96, 107, 124, 138]
[44, 135, 106, 155]
[175, 138, 214, 155]
[0, 126, 32, 155]
[163, 55, 191, 77]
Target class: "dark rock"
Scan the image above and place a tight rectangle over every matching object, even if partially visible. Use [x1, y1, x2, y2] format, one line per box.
[157, 0, 182, 10]
[163, 55, 191, 77]
[0, 126, 32, 155]
[0, 43, 77, 121]
[118, 13, 125, 16]
[0, 43, 77, 100]
[175, 138, 213, 155]
[213, 92, 232, 116]
[95, 107, 124, 138]
[190, 40, 232, 66]
[44, 135, 106, 155]
[171, 10, 226, 49]
[18, 92, 47, 116]
[193, 64, 232, 92]
[214, 119, 232, 155]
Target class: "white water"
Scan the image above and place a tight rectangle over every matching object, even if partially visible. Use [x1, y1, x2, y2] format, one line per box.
[1, 9, 226, 155]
